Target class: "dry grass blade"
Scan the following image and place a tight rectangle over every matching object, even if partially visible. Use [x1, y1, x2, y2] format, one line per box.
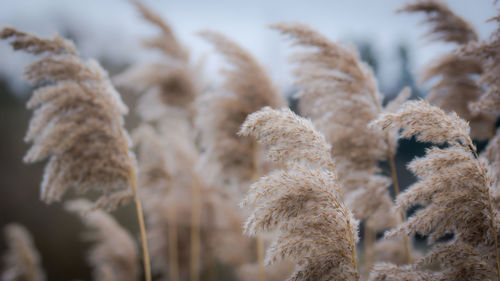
[1, 224, 46, 281]
[65, 200, 139, 281]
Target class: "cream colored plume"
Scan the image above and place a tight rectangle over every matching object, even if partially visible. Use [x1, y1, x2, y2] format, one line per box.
[1, 224, 45, 281]
[115, 0, 199, 122]
[399, 0, 494, 140]
[270, 23, 409, 268]
[461, 11, 500, 118]
[370, 99, 499, 279]
[65, 199, 139, 281]
[240, 107, 359, 281]
[397, 0, 478, 44]
[0, 27, 136, 210]
[270, 21, 393, 171]
[196, 31, 285, 191]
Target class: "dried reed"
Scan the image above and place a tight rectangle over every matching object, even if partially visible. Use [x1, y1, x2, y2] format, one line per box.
[0, 27, 152, 281]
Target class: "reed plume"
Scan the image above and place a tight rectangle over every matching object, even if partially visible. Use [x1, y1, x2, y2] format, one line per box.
[240, 107, 359, 281]
[399, 0, 495, 140]
[1, 224, 45, 281]
[0, 26, 135, 209]
[398, 0, 477, 44]
[461, 10, 500, 119]
[197, 31, 286, 281]
[270, 22, 389, 172]
[370, 100, 500, 280]
[196, 30, 286, 193]
[66, 200, 139, 281]
[271, 22, 412, 270]
[0, 26, 151, 281]
[269, 21, 408, 212]
[115, 0, 199, 123]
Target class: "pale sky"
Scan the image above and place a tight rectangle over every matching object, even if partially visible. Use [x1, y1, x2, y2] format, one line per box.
[0, 0, 497, 94]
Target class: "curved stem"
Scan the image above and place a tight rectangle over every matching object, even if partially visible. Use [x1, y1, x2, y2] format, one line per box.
[387, 151, 411, 264]
[257, 234, 265, 281]
[331, 163, 359, 281]
[130, 170, 152, 281]
[190, 175, 201, 281]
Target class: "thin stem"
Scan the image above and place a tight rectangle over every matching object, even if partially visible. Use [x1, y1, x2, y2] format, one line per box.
[120, 131, 151, 281]
[168, 202, 179, 281]
[330, 163, 359, 281]
[387, 150, 411, 264]
[190, 175, 201, 281]
[130, 171, 152, 281]
[363, 220, 375, 280]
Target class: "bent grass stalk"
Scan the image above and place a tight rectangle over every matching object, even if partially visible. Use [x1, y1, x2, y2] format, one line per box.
[331, 163, 359, 281]
[120, 135, 152, 281]
[130, 171, 152, 281]
[190, 174, 201, 281]
[387, 150, 411, 264]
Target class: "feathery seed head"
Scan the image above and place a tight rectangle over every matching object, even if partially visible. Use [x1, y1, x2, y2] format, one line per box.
[1, 224, 46, 281]
[1, 27, 136, 210]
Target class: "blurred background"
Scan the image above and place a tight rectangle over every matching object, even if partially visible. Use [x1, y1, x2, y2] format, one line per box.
[0, 0, 497, 280]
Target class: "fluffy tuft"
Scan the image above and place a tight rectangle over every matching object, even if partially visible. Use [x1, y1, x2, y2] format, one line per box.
[240, 107, 359, 281]
[239, 107, 332, 169]
[65, 200, 139, 281]
[1, 27, 136, 210]
[196, 31, 285, 191]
